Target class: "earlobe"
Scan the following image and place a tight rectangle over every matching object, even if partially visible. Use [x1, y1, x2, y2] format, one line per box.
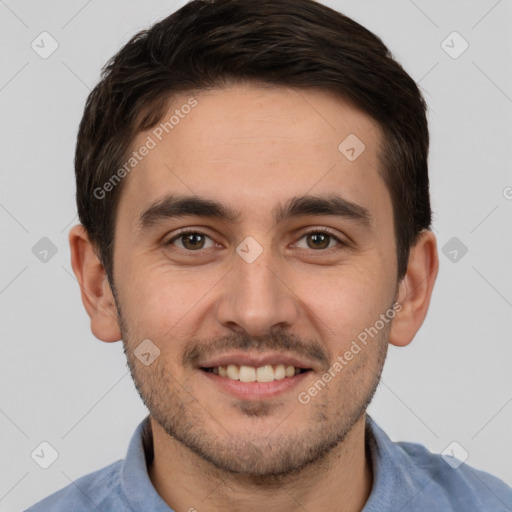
[389, 230, 439, 348]
[69, 224, 122, 343]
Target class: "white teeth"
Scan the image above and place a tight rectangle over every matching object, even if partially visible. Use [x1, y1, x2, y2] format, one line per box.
[239, 365, 256, 382]
[212, 364, 306, 382]
[226, 364, 239, 380]
[274, 364, 286, 379]
[256, 365, 275, 382]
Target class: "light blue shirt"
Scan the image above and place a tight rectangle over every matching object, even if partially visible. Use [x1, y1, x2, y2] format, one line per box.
[25, 415, 512, 511]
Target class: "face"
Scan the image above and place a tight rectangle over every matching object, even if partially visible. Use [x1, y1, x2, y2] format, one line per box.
[111, 83, 399, 476]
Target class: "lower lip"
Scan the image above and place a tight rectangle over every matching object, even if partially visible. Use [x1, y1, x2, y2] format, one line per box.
[198, 369, 312, 400]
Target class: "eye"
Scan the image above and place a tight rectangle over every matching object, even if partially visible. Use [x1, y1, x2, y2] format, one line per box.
[167, 230, 216, 251]
[165, 228, 346, 253]
[294, 229, 344, 250]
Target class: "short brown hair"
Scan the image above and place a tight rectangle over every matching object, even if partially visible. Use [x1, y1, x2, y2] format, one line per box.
[75, 0, 431, 283]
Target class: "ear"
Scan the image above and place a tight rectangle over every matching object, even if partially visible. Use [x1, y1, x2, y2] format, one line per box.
[389, 230, 439, 347]
[69, 224, 122, 343]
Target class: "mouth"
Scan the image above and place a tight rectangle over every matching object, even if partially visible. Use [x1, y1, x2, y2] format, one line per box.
[200, 364, 312, 383]
[197, 357, 314, 401]
[196, 352, 317, 400]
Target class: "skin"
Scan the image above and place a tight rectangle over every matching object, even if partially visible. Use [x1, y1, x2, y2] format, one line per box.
[70, 83, 438, 512]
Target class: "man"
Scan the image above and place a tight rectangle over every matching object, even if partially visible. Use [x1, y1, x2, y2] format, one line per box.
[26, 0, 512, 510]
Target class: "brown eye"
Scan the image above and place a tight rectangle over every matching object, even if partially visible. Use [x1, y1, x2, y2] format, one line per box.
[168, 231, 215, 251]
[295, 230, 342, 250]
[306, 233, 331, 249]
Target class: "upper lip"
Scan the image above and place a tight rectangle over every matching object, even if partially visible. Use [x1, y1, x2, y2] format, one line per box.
[198, 352, 316, 371]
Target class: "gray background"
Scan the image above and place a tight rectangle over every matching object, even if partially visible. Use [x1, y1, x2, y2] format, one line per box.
[1, 0, 511, 510]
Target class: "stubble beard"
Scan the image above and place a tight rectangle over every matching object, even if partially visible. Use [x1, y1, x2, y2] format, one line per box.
[115, 294, 390, 482]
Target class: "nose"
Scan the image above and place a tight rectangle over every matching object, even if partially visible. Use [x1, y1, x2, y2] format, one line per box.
[215, 246, 300, 337]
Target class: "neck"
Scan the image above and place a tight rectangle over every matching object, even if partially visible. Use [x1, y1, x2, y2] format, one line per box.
[147, 413, 373, 512]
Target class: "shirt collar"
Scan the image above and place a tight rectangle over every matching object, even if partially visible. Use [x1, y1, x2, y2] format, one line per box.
[120, 416, 171, 511]
[363, 415, 431, 511]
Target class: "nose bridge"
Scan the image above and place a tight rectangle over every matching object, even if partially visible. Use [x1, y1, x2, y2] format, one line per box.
[216, 243, 298, 335]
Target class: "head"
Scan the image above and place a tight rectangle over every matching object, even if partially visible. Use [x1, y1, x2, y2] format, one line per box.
[70, 0, 438, 478]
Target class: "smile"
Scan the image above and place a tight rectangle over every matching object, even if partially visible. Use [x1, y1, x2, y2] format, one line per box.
[201, 364, 310, 382]
[199, 365, 313, 401]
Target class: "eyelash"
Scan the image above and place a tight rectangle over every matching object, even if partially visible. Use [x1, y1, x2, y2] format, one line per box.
[166, 228, 346, 251]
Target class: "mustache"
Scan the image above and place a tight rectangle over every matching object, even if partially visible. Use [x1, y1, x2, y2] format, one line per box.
[183, 331, 330, 369]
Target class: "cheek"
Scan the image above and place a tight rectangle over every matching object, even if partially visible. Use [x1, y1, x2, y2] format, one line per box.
[119, 262, 220, 342]
[298, 261, 392, 347]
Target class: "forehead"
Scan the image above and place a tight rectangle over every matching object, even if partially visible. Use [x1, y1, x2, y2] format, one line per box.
[117, 83, 391, 230]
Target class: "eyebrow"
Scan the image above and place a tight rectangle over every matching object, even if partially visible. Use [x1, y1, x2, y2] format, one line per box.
[137, 193, 371, 230]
